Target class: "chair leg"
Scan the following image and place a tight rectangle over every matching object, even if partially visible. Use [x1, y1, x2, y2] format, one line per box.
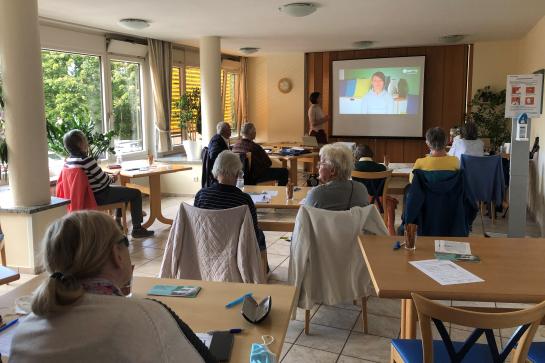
[1, 245, 6, 266]
[122, 203, 128, 234]
[479, 202, 487, 237]
[361, 297, 368, 334]
[491, 202, 496, 225]
[304, 310, 310, 335]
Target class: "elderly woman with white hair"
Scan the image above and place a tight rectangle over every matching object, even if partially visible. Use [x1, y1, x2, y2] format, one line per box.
[10, 211, 216, 363]
[194, 150, 267, 253]
[305, 143, 370, 211]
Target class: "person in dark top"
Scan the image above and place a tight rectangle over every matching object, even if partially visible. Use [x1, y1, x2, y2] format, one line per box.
[354, 145, 387, 172]
[231, 123, 289, 186]
[207, 121, 231, 167]
[63, 130, 153, 238]
[194, 150, 266, 251]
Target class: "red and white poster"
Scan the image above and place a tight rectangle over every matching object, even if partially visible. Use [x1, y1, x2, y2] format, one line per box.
[505, 74, 543, 118]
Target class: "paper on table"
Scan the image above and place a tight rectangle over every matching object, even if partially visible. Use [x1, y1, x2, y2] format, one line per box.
[435, 240, 472, 255]
[409, 259, 484, 285]
[0, 320, 19, 357]
[196, 333, 213, 348]
[298, 198, 306, 205]
[250, 194, 271, 204]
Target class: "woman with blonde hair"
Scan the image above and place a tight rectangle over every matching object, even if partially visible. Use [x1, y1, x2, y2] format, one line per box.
[10, 211, 216, 363]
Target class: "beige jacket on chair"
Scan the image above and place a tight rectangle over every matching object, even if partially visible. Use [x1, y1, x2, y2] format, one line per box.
[160, 203, 266, 283]
[288, 205, 388, 313]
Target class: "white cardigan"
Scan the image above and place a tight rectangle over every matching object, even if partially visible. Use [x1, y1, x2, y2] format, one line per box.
[288, 205, 388, 312]
[9, 293, 205, 363]
[160, 203, 265, 283]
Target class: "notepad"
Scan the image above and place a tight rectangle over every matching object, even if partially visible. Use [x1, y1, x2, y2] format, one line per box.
[250, 194, 271, 204]
[409, 259, 484, 285]
[147, 285, 201, 297]
[435, 240, 471, 255]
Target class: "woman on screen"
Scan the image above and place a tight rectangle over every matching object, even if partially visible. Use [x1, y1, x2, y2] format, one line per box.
[308, 91, 328, 144]
[361, 72, 395, 114]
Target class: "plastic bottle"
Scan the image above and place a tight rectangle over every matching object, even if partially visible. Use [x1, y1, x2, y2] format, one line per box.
[236, 171, 244, 189]
[116, 153, 123, 166]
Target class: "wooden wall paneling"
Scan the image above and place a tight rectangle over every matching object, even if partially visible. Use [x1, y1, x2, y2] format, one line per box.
[336, 50, 356, 60]
[388, 48, 409, 57]
[385, 140, 404, 162]
[305, 53, 316, 134]
[422, 46, 445, 132]
[466, 44, 474, 115]
[322, 52, 331, 136]
[354, 48, 390, 59]
[442, 45, 467, 131]
[313, 53, 323, 95]
[403, 139, 426, 161]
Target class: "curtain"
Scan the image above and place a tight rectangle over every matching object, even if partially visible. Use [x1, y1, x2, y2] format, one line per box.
[148, 39, 172, 153]
[235, 57, 248, 136]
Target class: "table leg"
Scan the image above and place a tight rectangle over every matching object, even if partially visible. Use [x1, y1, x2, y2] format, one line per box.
[289, 159, 298, 185]
[400, 299, 407, 338]
[311, 155, 319, 174]
[142, 174, 172, 229]
[403, 298, 417, 339]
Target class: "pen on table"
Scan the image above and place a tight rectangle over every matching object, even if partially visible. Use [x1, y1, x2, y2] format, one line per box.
[0, 318, 18, 333]
[225, 293, 252, 308]
[207, 328, 243, 334]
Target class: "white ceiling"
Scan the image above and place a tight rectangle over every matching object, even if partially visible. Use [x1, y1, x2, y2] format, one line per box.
[38, 0, 545, 55]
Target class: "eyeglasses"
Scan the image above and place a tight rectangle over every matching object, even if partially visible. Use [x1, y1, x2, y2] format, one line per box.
[318, 161, 331, 168]
[118, 236, 129, 247]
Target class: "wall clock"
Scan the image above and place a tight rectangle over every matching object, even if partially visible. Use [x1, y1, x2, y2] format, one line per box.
[278, 78, 292, 93]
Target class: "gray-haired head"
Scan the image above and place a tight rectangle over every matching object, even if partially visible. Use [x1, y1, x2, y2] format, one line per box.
[425, 127, 447, 151]
[216, 122, 231, 139]
[212, 150, 242, 180]
[241, 123, 257, 140]
[63, 129, 87, 156]
[319, 143, 354, 181]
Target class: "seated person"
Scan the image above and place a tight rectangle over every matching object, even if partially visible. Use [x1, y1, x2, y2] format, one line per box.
[208, 121, 231, 167]
[354, 145, 387, 172]
[305, 143, 369, 211]
[194, 150, 267, 253]
[448, 121, 484, 160]
[63, 130, 153, 238]
[410, 127, 460, 183]
[10, 211, 216, 363]
[232, 123, 289, 186]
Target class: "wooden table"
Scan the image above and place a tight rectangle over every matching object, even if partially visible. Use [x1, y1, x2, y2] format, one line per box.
[0, 275, 296, 362]
[358, 235, 545, 339]
[386, 163, 413, 195]
[105, 163, 192, 229]
[243, 185, 311, 232]
[269, 152, 319, 186]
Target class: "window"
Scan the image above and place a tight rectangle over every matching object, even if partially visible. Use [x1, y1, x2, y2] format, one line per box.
[110, 59, 144, 153]
[221, 70, 237, 131]
[170, 66, 182, 145]
[41, 50, 104, 132]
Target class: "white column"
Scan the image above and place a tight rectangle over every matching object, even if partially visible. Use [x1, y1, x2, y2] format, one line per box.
[199, 36, 222, 145]
[0, 0, 50, 206]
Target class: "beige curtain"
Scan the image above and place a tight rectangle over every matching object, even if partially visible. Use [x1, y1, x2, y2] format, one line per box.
[235, 57, 248, 136]
[148, 39, 172, 153]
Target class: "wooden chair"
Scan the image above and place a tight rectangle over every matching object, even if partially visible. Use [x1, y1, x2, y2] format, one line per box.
[391, 293, 545, 363]
[352, 170, 393, 223]
[97, 202, 128, 234]
[238, 152, 276, 186]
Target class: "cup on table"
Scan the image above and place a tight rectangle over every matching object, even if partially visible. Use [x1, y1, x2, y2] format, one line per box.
[147, 153, 154, 166]
[404, 224, 417, 251]
[286, 182, 294, 200]
[383, 155, 390, 167]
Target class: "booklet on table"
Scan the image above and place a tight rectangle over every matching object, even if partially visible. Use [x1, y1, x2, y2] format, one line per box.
[147, 285, 201, 298]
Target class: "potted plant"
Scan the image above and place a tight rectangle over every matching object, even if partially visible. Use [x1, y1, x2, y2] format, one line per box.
[0, 82, 7, 173]
[466, 86, 511, 153]
[178, 88, 202, 160]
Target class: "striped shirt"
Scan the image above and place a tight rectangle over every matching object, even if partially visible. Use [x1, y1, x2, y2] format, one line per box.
[65, 156, 112, 193]
[194, 183, 266, 250]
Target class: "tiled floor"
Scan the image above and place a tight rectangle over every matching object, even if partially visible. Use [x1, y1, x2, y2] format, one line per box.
[3, 190, 543, 362]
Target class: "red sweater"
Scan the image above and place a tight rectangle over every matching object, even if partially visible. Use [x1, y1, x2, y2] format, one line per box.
[56, 167, 97, 212]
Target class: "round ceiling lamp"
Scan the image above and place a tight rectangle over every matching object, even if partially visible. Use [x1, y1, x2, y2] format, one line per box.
[119, 18, 150, 30]
[278, 3, 317, 17]
[353, 40, 375, 49]
[440, 34, 465, 44]
[240, 47, 260, 55]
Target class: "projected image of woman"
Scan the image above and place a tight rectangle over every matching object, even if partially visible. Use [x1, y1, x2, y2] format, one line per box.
[361, 72, 394, 114]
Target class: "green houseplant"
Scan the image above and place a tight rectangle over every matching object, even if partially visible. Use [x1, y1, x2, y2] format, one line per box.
[466, 86, 511, 153]
[0, 82, 7, 168]
[46, 117, 117, 160]
[178, 88, 202, 160]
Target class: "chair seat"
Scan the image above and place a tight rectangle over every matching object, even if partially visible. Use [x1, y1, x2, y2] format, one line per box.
[528, 342, 545, 363]
[392, 339, 496, 363]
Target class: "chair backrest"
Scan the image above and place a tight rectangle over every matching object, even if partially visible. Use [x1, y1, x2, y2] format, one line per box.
[234, 151, 254, 184]
[56, 167, 97, 212]
[461, 154, 505, 206]
[200, 147, 215, 188]
[160, 203, 265, 283]
[412, 293, 545, 363]
[352, 170, 392, 213]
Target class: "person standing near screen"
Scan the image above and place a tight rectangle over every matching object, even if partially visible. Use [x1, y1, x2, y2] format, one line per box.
[361, 72, 394, 114]
[308, 92, 328, 144]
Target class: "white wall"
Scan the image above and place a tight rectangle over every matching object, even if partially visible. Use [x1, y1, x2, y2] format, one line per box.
[247, 53, 305, 143]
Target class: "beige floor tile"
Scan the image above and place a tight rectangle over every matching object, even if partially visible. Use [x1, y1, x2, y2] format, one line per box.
[280, 343, 292, 361]
[353, 313, 400, 339]
[130, 247, 164, 260]
[367, 297, 401, 318]
[450, 327, 502, 346]
[337, 356, 376, 363]
[311, 305, 360, 330]
[269, 259, 289, 282]
[295, 304, 321, 322]
[342, 332, 392, 362]
[281, 345, 338, 363]
[295, 323, 350, 353]
[267, 253, 289, 271]
[134, 257, 162, 276]
[285, 320, 305, 343]
[452, 300, 495, 308]
[333, 301, 363, 312]
[266, 240, 291, 256]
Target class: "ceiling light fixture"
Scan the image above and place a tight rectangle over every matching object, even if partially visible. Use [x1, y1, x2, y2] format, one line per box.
[353, 40, 374, 49]
[118, 18, 150, 30]
[441, 34, 465, 44]
[240, 47, 260, 55]
[278, 3, 317, 17]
